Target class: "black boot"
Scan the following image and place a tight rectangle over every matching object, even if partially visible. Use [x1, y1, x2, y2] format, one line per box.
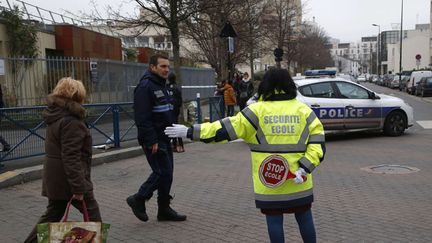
[126, 195, 148, 222]
[157, 196, 187, 221]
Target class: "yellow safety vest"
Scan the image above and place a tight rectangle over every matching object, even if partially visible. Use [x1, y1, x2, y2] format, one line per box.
[192, 98, 325, 209]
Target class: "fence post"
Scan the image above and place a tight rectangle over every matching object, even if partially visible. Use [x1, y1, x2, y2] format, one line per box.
[112, 104, 120, 147]
[220, 96, 225, 118]
[196, 93, 202, 124]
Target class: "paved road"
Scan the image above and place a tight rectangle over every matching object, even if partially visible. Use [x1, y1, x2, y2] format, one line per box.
[1, 83, 432, 242]
[1, 129, 432, 242]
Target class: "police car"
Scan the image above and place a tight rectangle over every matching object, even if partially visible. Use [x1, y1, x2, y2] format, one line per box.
[295, 70, 413, 136]
[247, 70, 414, 136]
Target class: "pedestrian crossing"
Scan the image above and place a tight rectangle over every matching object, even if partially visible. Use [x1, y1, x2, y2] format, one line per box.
[416, 120, 432, 129]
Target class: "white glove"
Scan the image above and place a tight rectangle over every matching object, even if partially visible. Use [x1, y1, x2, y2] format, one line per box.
[164, 124, 188, 138]
[294, 168, 307, 184]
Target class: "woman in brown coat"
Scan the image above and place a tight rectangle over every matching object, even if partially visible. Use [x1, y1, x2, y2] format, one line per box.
[24, 77, 102, 243]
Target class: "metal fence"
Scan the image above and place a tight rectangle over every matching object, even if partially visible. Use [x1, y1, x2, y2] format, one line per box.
[0, 96, 227, 163]
[0, 57, 216, 107]
[0, 103, 136, 162]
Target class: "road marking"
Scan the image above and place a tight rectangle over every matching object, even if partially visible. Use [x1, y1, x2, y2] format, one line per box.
[416, 120, 432, 129]
[0, 171, 18, 183]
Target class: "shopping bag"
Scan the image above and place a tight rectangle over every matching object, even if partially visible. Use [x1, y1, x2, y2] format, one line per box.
[37, 199, 110, 243]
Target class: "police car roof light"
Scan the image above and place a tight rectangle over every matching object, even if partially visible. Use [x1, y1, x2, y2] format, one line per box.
[304, 69, 336, 77]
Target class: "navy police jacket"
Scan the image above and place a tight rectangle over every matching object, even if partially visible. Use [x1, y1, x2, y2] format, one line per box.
[134, 70, 174, 147]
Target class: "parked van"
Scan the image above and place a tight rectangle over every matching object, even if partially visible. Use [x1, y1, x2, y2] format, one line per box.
[406, 70, 432, 94]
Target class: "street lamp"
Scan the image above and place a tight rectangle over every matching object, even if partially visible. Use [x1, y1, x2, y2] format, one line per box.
[372, 24, 380, 77]
[399, 0, 404, 84]
[220, 21, 237, 81]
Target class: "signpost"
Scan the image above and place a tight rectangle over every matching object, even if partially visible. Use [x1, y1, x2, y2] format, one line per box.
[90, 61, 98, 83]
[415, 54, 421, 70]
[220, 21, 237, 81]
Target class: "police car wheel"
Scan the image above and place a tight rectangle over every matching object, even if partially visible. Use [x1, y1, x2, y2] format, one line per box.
[383, 111, 406, 136]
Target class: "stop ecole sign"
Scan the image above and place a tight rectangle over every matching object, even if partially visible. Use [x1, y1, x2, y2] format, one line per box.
[259, 155, 289, 188]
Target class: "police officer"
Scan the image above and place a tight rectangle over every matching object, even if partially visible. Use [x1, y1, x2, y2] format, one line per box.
[165, 68, 325, 243]
[127, 54, 186, 222]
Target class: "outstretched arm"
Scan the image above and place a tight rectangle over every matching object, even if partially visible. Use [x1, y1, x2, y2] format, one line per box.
[164, 109, 257, 144]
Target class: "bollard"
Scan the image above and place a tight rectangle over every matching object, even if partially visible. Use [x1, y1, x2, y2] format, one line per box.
[112, 104, 120, 147]
[196, 93, 202, 124]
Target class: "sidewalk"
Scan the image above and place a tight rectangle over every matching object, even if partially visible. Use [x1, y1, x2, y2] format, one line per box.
[1, 139, 432, 242]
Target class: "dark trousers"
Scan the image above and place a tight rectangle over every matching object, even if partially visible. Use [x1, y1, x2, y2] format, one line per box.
[24, 198, 101, 243]
[238, 98, 247, 111]
[137, 142, 173, 202]
[265, 208, 316, 243]
[226, 105, 235, 117]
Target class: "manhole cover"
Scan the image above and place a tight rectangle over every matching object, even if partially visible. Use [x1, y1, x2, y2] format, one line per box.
[361, 164, 420, 174]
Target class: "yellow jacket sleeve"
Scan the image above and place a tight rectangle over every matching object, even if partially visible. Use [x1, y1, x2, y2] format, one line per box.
[191, 110, 257, 144]
[298, 110, 326, 173]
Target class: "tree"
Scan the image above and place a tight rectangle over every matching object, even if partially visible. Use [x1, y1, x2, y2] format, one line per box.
[123, 47, 138, 62]
[182, 0, 266, 81]
[294, 23, 334, 71]
[242, 0, 268, 76]
[0, 6, 39, 106]
[261, 0, 302, 69]
[97, 0, 205, 86]
[0, 6, 38, 57]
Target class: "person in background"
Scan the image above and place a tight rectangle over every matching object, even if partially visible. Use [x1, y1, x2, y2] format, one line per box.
[232, 73, 242, 102]
[223, 79, 236, 117]
[167, 73, 184, 153]
[165, 68, 325, 243]
[0, 84, 10, 152]
[24, 77, 102, 243]
[127, 54, 186, 222]
[237, 72, 254, 110]
[214, 82, 225, 97]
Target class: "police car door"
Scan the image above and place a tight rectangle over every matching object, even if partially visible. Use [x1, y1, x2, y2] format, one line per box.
[334, 81, 381, 129]
[297, 81, 345, 130]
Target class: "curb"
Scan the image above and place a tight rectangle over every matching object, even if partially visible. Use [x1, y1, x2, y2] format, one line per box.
[0, 146, 144, 189]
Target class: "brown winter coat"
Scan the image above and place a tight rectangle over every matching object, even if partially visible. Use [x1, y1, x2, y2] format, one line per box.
[223, 83, 236, 105]
[41, 95, 94, 200]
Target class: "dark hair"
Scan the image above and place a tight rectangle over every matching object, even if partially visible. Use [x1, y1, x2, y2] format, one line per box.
[257, 68, 297, 101]
[149, 54, 169, 66]
[168, 73, 176, 84]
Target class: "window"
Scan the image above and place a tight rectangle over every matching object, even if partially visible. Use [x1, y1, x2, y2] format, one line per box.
[335, 82, 369, 99]
[123, 37, 135, 47]
[299, 82, 336, 98]
[137, 36, 149, 46]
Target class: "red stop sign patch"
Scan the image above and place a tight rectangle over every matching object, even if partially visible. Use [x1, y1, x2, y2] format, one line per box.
[259, 155, 289, 187]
